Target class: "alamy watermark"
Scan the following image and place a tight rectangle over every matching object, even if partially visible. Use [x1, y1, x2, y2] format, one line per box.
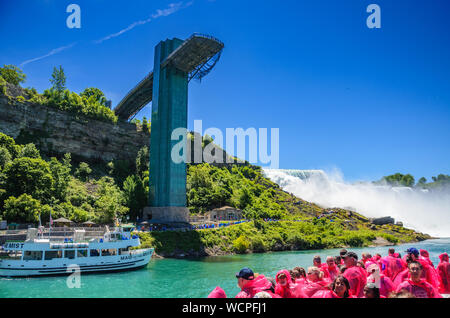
[66, 264, 81, 288]
[171, 120, 279, 169]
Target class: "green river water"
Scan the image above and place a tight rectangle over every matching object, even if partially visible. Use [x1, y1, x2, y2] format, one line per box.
[1, 238, 449, 298]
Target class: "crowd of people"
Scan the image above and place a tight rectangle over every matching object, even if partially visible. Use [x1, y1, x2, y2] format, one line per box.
[207, 247, 450, 298]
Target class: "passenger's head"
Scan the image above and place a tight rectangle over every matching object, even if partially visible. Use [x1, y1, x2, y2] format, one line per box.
[388, 291, 416, 298]
[288, 270, 296, 282]
[236, 267, 254, 289]
[340, 249, 348, 257]
[276, 270, 290, 287]
[343, 251, 358, 267]
[408, 261, 422, 281]
[294, 267, 306, 278]
[335, 256, 342, 264]
[440, 253, 449, 262]
[364, 283, 380, 298]
[307, 266, 323, 282]
[331, 275, 350, 298]
[313, 255, 322, 267]
[326, 256, 335, 267]
[406, 248, 419, 260]
[254, 291, 272, 298]
[388, 248, 395, 255]
[366, 263, 380, 276]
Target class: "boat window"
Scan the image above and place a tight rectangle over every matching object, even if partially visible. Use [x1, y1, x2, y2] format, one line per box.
[45, 250, 63, 260]
[64, 250, 75, 259]
[90, 249, 100, 257]
[101, 249, 117, 256]
[119, 247, 130, 255]
[77, 250, 88, 257]
[23, 251, 43, 261]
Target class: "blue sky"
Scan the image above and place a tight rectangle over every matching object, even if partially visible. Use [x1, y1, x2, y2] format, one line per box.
[0, 0, 449, 182]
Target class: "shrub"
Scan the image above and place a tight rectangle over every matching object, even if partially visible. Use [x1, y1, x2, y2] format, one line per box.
[75, 162, 92, 181]
[0, 65, 26, 86]
[233, 235, 250, 253]
[2, 194, 41, 223]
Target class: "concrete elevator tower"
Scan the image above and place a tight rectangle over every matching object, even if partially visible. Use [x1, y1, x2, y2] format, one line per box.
[114, 34, 224, 224]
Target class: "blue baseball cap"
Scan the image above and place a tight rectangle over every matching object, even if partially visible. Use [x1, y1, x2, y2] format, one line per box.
[236, 267, 254, 280]
[406, 248, 419, 256]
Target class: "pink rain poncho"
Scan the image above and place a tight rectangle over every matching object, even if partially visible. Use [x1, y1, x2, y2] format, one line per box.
[396, 279, 442, 298]
[393, 268, 410, 289]
[437, 253, 450, 294]
[343, 265, 367, 298]
[301, 278, 331, 298]
[323, 264, 339, 282]
[235, 274, 273, 298]
[208, 286, 227, 298]
[382, 255, 407, 282]
[310, 289, 340, 298]
[367, 273, 395, 298]
[275, 270, 307, 298]
[417, 258, 441, 290]
[420, 249, 435, 268]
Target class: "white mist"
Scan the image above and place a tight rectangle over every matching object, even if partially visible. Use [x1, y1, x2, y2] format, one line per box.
[263, 169, 450, 237]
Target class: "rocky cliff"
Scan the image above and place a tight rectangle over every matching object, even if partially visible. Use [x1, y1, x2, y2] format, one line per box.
[0, 94, 149, 163]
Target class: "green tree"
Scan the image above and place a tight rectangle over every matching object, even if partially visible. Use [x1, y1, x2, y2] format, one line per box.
[136, 146, 149, 178]
[75, 162, 92, 182]
[0, 132, 20, 158]
[0, 65, 26, 86]
[3, 157, 54, 204]
[417, 177, 427, 186]
[142, 117, 150, 133]
[123, 175, 147, 221]
[94, 177, 128, 224]
[18, 143, 41, 159]
[50, 65, 66, 92]
[49, 155, 71, 202]
[0, 147, 12, 169]
[2, 194, 41, 223]
[80, 87, 107, 106]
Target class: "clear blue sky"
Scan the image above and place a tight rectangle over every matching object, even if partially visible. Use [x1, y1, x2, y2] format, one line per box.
[1, 0, 449, 182]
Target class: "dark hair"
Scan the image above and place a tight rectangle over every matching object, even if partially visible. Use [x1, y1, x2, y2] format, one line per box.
[313, 255, 321, 262]
[340, 249, 348, 256]
[365, 284, 380, 298]
[335, 256, 342, 264]
[331, 275, 350, 298]
[266, 277, 276, 293]
[388, 248, 395, 254]
[294, 267, 306, 278]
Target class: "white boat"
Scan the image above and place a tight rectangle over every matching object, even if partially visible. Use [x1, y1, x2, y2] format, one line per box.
[0, 225, 153, 277]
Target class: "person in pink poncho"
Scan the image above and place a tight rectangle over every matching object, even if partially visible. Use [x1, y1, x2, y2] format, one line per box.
[275, 269, 307, 298]
[366, 263, 395, 297]
[396, 261, 442, 298]
[324, 256, 340, 281]
[381, 250, 407, 283]
[301, 266, 331, 297]
[437, 253, 450, 294]
[235, 267, 273, 298]
[342, 251, 367, 298]
[420, 249, 435, 268]
[208, 286, 227, 298]
[311, 275, 355, 298]
[405, 247, 441, 290]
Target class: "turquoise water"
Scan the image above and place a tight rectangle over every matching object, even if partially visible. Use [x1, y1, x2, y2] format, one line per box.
[1, 238, 449, 298]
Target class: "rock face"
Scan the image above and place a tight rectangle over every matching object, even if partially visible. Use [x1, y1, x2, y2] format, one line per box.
[0, 96, 149, 163]
[370, 216, 395, 225]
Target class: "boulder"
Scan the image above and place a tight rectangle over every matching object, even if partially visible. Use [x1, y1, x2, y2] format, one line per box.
[370, 216, 395, 225]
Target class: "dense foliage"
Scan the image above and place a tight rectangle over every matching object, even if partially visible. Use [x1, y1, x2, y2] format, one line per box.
[0, 65, 118, 124]
[0, 65, 26, 86]
[378, 172, 450, 189]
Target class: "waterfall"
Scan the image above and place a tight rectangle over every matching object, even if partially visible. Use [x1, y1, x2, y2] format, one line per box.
[263, 169, 450, 237]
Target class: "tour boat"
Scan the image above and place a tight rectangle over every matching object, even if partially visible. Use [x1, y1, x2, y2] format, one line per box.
[0, 226, 153, 277]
